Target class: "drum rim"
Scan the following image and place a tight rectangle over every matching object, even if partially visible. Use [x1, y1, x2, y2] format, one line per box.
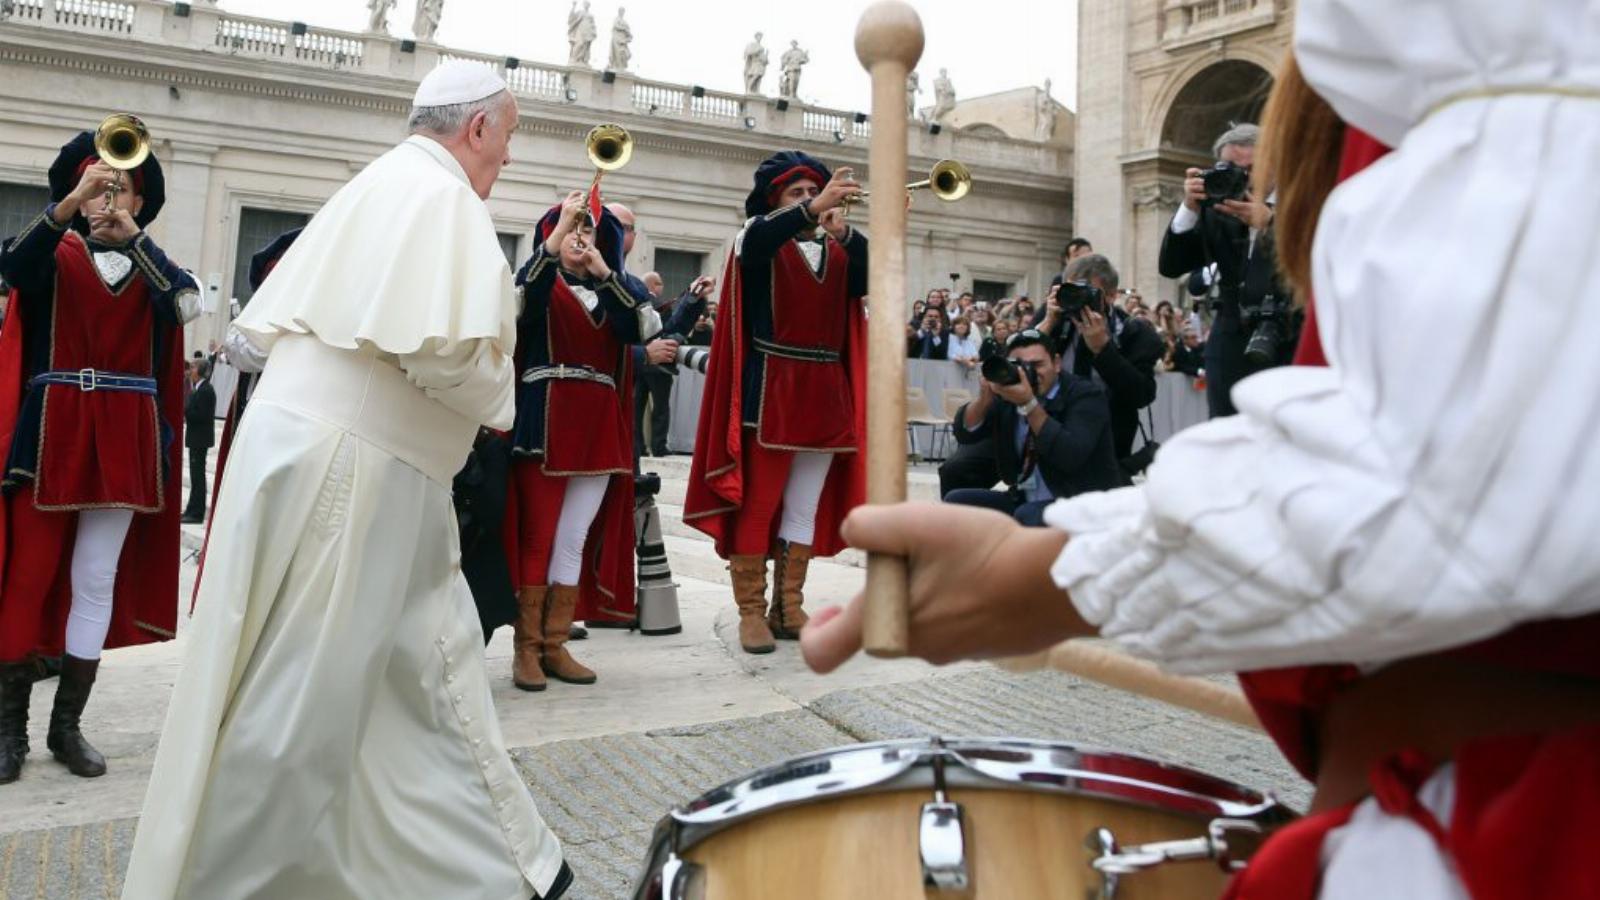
[630, 736, 1295, 897]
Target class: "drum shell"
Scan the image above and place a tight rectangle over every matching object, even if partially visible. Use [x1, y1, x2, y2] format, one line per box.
[680, 787, 1226, 899]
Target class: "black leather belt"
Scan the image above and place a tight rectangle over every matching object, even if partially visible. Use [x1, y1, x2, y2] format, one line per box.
[30, 368, 157, 395]
[521, 364, 616, 389]
[753, 337, 841, 363]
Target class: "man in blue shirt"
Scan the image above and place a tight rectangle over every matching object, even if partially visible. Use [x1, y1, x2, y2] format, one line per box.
[944, 330, 1123, 525]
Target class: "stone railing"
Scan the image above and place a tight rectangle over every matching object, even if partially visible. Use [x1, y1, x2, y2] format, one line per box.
[1160, 0, 1276, 48]
[0, 0, 1067, 176]
[10, 0, 135, 33]
[214, 12, 365, 69]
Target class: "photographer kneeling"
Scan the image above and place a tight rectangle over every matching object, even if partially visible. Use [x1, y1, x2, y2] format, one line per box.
[944, 330, 1122, 526]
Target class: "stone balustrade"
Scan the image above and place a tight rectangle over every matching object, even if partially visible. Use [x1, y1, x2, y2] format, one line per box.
[1160, 0, 1276, 49]
[0, 0, 1070, 175]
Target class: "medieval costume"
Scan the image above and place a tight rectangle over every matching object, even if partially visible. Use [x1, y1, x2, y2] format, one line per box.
[1046, 2, 1600, 896]
[684, 150, 867, 654]
[0, 131, 196, 783]
[122, 63, 570, 900]
[504, 203, 656, 691]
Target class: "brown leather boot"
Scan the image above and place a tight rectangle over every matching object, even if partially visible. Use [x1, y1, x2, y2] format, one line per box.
[541, 585, 597, 685]
[0, 662, 33, 784]
[512, 586, 548, 692]
[730, 555, 775, 654]
[47, 655, 105, 778]
[768, 541, 814, 640]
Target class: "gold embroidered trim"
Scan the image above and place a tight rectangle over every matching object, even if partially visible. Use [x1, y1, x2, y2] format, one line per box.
[127, 234, 172, 293]
[135, 620, 175, 639]
[1423, 83, 1600, 123]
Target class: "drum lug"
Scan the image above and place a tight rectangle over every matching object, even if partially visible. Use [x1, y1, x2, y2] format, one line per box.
[1086, 817, 1266, 896]
[657, 853, 705, 900]
[919, 800, 971, 892]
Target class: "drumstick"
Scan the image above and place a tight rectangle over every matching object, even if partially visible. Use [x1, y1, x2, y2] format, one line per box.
[1001, 641, 1264, 732]
[855, 2, 924, 659]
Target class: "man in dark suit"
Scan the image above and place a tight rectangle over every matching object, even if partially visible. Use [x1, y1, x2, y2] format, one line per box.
[181, 359, 216, 524]
[1157, 123, 1293, 418]
[1171, 324, 1207, 378]
[1035, 254, 1164, 461]
[908, 308, 950, 360]
[944, 331, 1122, 526]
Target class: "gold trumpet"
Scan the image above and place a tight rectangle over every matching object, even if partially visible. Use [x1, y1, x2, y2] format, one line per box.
[849, 158, 972, 208]
[93, 113, 150, 212]
[575, 124, 632, 240]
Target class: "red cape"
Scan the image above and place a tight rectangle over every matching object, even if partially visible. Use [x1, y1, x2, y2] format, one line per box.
[683, 247, 868, 559]
[0, 285, 186, 659]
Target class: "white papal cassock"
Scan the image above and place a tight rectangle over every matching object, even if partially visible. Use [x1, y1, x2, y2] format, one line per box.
[121, 135, 568, 899]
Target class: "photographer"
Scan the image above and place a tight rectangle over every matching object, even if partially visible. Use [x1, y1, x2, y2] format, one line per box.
[1158, 123, 1295, 418]
[944, 330, 1121, 525]
[908, 307, 950, 360]
[634, 274, 715, 456]
[1035, 254, 1163, 461]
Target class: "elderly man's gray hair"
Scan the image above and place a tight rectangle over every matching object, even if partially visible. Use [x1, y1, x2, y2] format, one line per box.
[1064, 253, 1120, 293]
[408, 90, 512, 138]
[1213, 123, 1260, 159]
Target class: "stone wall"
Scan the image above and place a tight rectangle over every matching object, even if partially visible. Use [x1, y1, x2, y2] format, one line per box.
[1074, 0, 1293, 302]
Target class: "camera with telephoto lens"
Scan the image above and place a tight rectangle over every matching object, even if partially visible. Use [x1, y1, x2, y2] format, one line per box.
[978, 337, 1039, 392]
[665, 333, 711, 375]
[1201, 161, 1251, 206]
[1241, 293, 1292, 367]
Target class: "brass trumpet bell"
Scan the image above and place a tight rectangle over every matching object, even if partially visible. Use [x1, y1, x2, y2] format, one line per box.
[852, 158, 972, 206]
[586, 124, 632, 172]
[919, 159, 972, 202]
[94, 113, 151, 172]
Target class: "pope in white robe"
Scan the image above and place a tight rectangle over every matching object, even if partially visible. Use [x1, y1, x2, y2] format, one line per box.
[121, 63, 571, 900]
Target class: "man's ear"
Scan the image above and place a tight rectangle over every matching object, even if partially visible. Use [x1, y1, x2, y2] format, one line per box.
[131, 196, 145, 217]
[468, 109, 490, 147]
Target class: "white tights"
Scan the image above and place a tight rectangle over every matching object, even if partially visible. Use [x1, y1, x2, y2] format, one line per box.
[778, 452, 833, 547]
[550, 475, 610, 586]
[65, 508, 135, 660]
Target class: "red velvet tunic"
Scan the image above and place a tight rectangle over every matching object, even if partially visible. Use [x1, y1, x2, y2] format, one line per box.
[33, 232, 165, 510]
[537, 278, 632, 476]
[752, 239, 857, 451]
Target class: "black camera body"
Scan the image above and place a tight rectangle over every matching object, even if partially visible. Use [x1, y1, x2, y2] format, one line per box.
[1056, 280, 1103, 320]
[1201, 161, 1251, 206]
[978, 337, 1039, 392]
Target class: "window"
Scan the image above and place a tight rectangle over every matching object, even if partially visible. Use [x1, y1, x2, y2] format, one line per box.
[653, 248, 707, 300]
[0, 183, 51, 244]
[972, 279, 1012, 304]
[497, 233, 521, 269]
[232, 208, 311, 305]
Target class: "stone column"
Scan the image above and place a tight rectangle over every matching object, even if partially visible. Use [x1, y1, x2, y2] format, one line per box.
[161, 142, 219, 353]
[1129, 177, 1185, 304]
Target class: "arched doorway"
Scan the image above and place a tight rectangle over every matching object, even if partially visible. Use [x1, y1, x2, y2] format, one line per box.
[1160, 60, 1273, 159]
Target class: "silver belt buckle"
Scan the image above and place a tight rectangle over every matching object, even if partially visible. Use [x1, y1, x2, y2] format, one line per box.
[78, 367, 98, 392]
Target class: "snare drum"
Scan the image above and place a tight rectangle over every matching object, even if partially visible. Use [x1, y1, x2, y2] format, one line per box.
[632, 737, 1293, 899]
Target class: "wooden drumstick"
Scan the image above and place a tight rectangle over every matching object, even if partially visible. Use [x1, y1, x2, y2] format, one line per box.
[855, 2, 924, 659]
[1001, 641, 1264, 731]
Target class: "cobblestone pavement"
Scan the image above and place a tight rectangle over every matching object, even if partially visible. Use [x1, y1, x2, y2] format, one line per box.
[2, 667, 1302, 900]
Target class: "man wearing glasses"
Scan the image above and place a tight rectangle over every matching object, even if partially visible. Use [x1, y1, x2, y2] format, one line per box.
[943, 330, 1122, 525]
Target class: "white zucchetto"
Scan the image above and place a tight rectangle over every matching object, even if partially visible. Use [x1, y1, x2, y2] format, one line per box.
[413, 60, 508, 108]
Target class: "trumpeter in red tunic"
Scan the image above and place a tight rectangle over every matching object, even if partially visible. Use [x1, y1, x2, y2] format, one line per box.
[685, 150, 867, 655]
[503, 198, 654, 691]
[0, 129, 196, 783]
